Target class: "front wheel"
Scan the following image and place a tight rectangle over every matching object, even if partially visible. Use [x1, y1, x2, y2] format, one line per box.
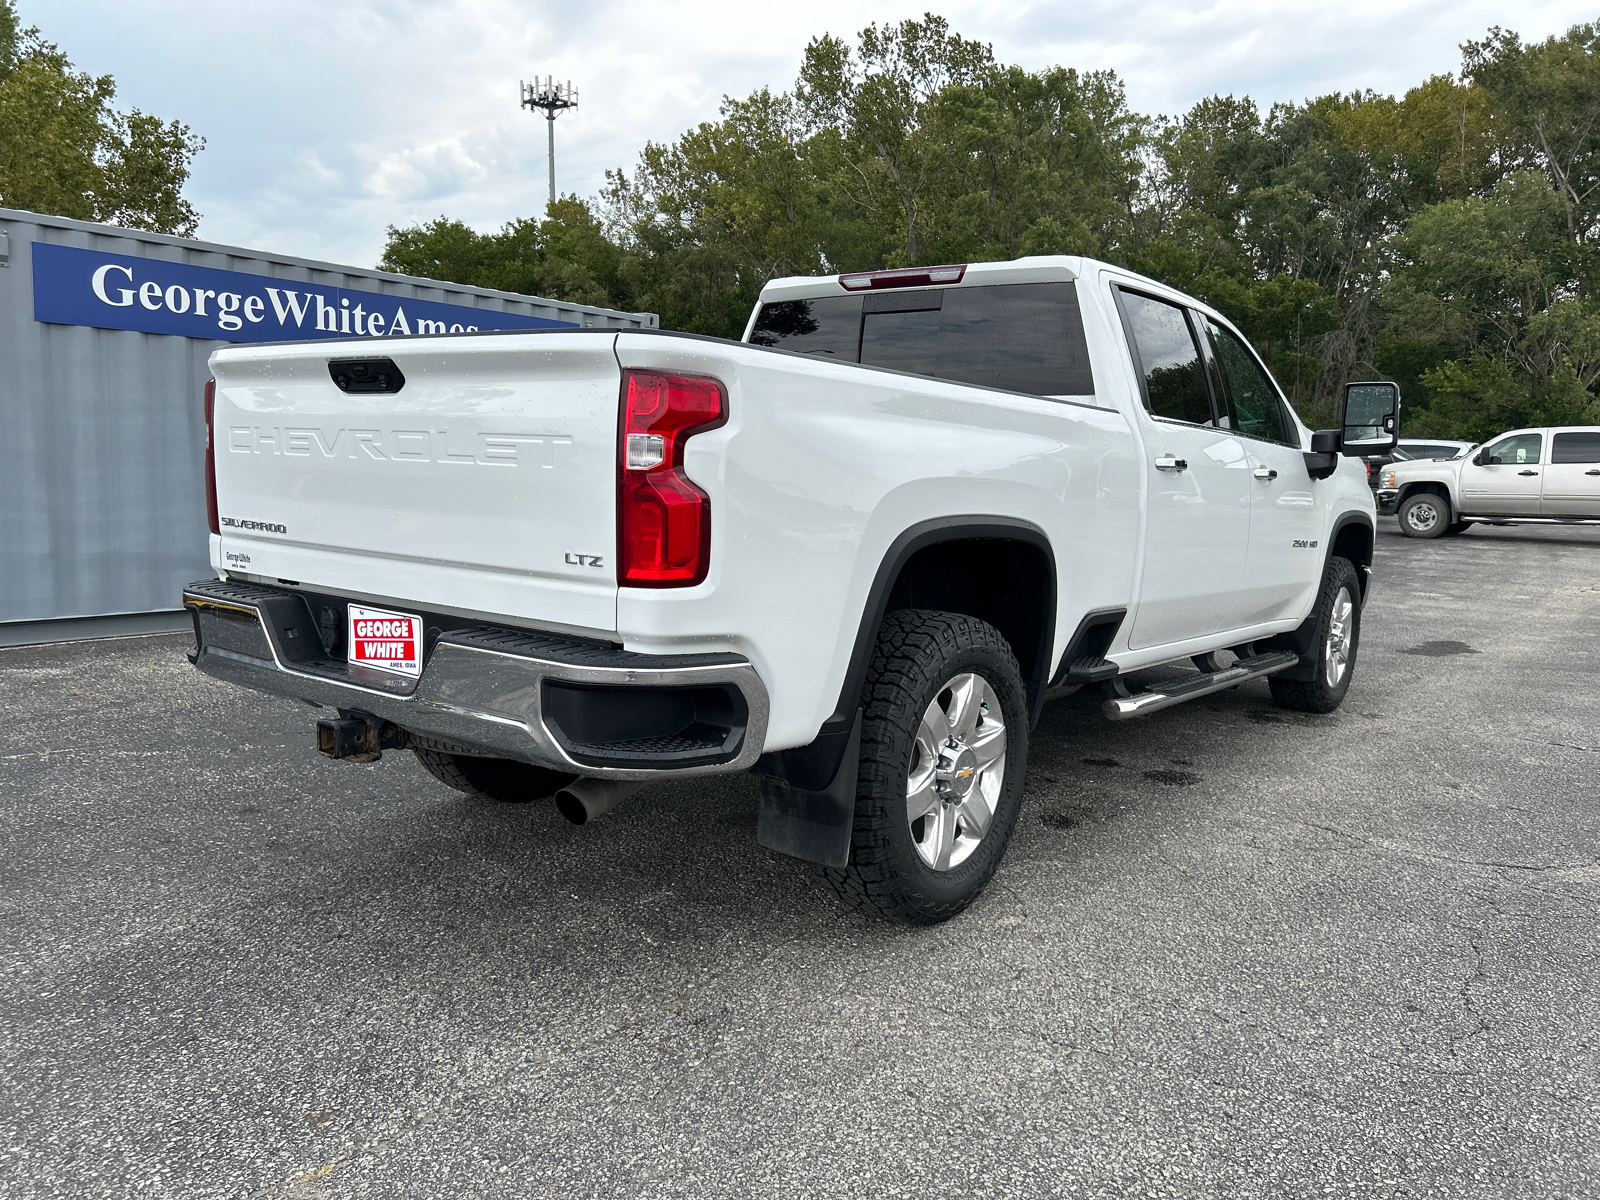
[1398, 492, 1450, 538]
[1268, 557, 1362, 714]
[820, 609, 1029, 925]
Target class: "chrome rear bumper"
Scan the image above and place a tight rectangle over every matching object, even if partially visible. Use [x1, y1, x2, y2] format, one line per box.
[182, 578, 769, 780]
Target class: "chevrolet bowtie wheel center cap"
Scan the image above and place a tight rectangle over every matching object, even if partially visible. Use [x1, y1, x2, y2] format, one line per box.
[936, 742, 980, 800]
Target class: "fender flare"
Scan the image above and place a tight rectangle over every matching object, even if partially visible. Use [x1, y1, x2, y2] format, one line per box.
[1326, 509, 1376, 602]
[755, 514, 1056, 791]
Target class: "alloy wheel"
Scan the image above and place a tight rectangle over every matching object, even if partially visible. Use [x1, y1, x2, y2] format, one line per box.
[905, 673, 1007, 871]
[1324, 586, 1355, 688]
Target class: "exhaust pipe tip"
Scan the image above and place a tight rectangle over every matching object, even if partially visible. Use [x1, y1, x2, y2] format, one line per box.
[553, 778, 648, 825]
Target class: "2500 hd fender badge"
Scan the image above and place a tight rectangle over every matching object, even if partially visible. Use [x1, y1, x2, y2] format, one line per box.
[220, 517, 288, 534]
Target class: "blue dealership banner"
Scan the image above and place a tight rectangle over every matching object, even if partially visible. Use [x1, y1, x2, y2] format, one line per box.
[31, 242, 578, 343]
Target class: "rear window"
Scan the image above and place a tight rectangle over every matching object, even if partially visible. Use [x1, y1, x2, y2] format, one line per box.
[749, 282, 1095, 397]
[1552, 431, 1600, 463]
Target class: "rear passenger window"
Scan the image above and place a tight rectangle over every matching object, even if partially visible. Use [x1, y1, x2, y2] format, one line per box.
[748, 282, 1096, 398]
[1203, 318, 1292, 445]
[1552, 432, 1600, 463]
[1116, 289, 1213, 425]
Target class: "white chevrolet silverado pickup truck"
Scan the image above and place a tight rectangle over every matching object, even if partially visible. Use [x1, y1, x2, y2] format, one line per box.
[1377, 426, 1600, 536]
[185, 256, 1393, 923]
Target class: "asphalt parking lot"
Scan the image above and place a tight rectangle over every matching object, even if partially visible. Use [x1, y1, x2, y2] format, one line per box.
[3, 522, 1599, 1200]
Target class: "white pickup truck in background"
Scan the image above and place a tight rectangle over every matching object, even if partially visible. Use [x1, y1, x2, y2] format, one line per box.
[185, 255, 1390, 923]
[1378, 426, 1600, 536]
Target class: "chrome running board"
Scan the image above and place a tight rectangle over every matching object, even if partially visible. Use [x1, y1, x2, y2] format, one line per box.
[1103, 651, 1300, 721]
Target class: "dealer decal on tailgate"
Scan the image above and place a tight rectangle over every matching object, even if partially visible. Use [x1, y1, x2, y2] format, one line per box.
[348, 605, 424, 678]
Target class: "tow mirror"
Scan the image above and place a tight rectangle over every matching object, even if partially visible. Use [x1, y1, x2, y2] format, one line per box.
[1339, 381, 1400, 455]
[1303, 429, 1342, 480]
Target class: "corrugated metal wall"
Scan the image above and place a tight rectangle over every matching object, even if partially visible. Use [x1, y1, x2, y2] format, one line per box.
[0, 208, 657, 626]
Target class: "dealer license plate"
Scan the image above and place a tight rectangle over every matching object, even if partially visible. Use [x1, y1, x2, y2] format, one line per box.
[347, 604, 424, 678]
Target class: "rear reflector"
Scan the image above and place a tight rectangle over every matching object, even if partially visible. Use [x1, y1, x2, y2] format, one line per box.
[617, 371, 727, 587]
[204, 378, 219, 535]
[839, 264, 966, 291]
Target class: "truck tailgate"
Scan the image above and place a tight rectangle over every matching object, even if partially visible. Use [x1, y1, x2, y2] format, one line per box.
[209, 333, 622, 632]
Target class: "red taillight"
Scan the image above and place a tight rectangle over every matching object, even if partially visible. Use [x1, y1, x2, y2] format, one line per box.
[617, 370, 726, 587]
[839, 264, 966, 291]
[203, 378, 219, 535]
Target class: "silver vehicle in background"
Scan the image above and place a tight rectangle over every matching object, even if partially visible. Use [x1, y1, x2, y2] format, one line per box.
[1377, 427, 1600, 536]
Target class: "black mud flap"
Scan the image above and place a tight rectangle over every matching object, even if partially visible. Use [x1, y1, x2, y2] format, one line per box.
[1258, 611, 1321, 682]
[756, 710, 861, 869]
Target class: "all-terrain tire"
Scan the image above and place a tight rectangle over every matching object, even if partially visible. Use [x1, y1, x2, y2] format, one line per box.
[820, 609, 1029, 925]
[412, 747, 576, 803]
[1268, 557, 1362, 714]
[1398, 492, 1450, 538]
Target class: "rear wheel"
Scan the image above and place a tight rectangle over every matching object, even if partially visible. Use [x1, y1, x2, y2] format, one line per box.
[412, 746, 576, 803]
[820, 610, 1028, 925]
[1268, 557, 1362, 714]
[1398, 492, 1450, 538]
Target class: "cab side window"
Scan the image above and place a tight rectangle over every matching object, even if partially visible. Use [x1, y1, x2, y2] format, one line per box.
[1203, 318, 1292, 445]
[1552, 432, 1600, 463]
[1116, 289, 1214, 426]
[1484, 434, 1543, 465]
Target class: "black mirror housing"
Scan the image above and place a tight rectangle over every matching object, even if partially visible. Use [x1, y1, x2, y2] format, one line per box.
[1303, 429, 1341, 480]
[1339, 381, 1400, 455]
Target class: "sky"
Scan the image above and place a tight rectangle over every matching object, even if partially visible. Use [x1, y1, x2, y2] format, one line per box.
[28, 0, 1600, 270]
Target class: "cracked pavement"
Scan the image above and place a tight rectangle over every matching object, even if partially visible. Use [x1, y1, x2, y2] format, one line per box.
[2, 520, 1598, 1199]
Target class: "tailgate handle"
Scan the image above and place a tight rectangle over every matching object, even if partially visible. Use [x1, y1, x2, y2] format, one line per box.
[329, 358, 406, 395]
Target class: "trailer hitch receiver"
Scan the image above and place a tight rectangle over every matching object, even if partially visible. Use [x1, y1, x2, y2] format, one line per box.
[316, 711, 409, 762]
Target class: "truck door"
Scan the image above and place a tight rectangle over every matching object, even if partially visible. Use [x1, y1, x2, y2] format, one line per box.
[1196, 315, 1323, 627]
[1541, 430, 1600, 516]
[1114, 287, 1252, 649]
[1458, 432, 1544, 515]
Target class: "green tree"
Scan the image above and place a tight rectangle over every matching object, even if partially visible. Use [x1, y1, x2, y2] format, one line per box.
[798, 15, 994, 264]
[0, 1, 203, 234]
[1465, 24, 1600, 255]
[1385, 170, 1600, 436]
[380, 197, 627, 311]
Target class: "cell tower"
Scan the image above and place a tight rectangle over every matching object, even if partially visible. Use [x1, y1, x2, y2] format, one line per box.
[520, 77, 578, 212]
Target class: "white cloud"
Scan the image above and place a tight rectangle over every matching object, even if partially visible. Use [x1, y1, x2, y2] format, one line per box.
[28, 0, 1597, 267]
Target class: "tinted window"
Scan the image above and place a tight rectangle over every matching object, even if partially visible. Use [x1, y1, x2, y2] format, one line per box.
[860, 293, 942, 373]
[1204, 318, 1291, 444]
[1117, 290, 1213, 425]
[749, 296, 862, 359]
[933, 283, 1094, 396]
[753, 282, 1096, 397]
[1406, 443, 1455, 459]
[1484, 433, 1542, 465]
[1552, 432, 1600, 463]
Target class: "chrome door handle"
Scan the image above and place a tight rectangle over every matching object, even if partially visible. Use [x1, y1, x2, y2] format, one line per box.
[1154, 456, 1188, 472]
[1253, 467, 1278, 481]
[1587, 469, 1600, 476]
[1518, 470, 1538, 476]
